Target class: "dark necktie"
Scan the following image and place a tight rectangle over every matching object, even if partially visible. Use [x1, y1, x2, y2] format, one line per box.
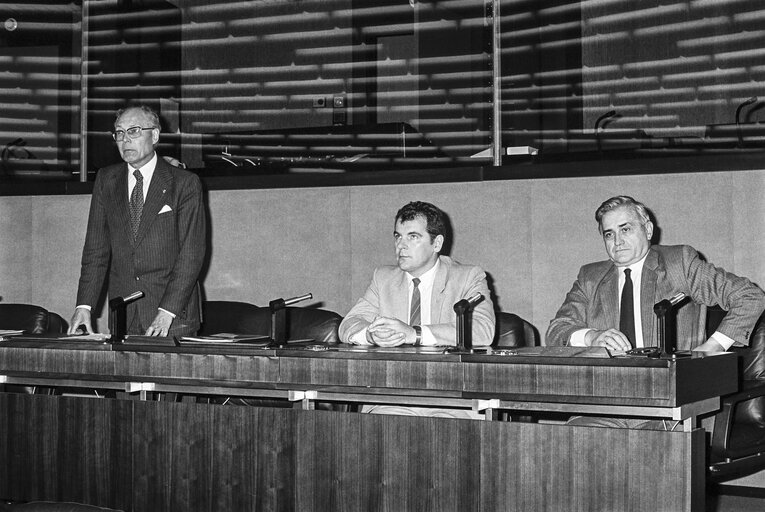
[130, 169, 144, 239]
[409, 278, 421, 326]
[619, 268, 636, 347]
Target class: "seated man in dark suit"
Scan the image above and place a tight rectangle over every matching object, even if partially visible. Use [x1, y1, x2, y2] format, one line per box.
[547, 195, 764, 352]
[340, 201, 495, 348]
[547, 195, 765, 428]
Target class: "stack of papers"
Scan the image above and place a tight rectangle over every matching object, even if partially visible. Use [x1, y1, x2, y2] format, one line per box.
[0, 329, 24, 340]
[180, 333, 270, 344]
[64, 333, 111, 341]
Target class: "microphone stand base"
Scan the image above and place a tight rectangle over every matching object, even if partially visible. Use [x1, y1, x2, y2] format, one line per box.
[444, 346, 473, 354]
[653, 351, 693, 360]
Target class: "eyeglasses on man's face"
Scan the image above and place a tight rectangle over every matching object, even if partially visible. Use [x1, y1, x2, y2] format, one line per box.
[112, 126, 156, 142]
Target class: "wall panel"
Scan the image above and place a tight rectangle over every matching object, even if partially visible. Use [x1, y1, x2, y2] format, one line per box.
[0, 170, 762, 347]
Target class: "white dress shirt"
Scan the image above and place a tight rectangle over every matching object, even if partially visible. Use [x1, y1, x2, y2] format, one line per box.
[350, 260, 440, 346]
[569, 253, 734, 349]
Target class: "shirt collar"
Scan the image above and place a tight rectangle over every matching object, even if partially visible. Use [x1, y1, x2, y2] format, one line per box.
[407, 257, 440, 289]
[619, 251, 648, 277]
[129, 152, 158, 178]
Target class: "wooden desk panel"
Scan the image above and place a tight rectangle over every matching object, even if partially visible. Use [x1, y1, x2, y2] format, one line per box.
[464, 361, 671, 405]
[116, 351, 280, 383]
[480, 421, 703, 512]
[0, 346, 115, 375]
[0, 344, 737, 512]
[0, 393, 132, 509]
[279, 354, 464, 392]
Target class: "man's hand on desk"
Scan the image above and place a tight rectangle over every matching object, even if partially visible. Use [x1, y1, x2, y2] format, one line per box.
[367, 317, 413, 347]
[67, 307, 94, 335]
[692, 338, 725, 353]
[585, 328, 632, 352]
[145, 310, 174, 337]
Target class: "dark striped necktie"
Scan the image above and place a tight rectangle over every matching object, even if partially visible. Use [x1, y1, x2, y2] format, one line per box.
[409, 277, 421, 326]
[619, 268, 636, 347]
[130, 169, 144, 239]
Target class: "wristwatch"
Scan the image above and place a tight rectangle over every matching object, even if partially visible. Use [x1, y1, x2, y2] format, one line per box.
[412, 325, 422, 346]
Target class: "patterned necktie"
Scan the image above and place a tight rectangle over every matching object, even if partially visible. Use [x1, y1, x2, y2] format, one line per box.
[409, 278, 421, 326]
[130, 169, 144, 240]
[619, 268, 636, 347]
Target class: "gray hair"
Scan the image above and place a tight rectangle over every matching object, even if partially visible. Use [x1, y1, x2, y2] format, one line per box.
[595, 195, 650, 232]
[115, 104, 161, 131]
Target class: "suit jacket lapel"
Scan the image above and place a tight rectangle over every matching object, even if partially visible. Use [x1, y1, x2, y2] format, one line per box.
[111, 164, 134, 245]
[430, 256, 449, 323]
[392, 270, 409, 323]
[640, 248, 660, 346]
[596, 265, 620, 330]
[135, 159, 172, 246]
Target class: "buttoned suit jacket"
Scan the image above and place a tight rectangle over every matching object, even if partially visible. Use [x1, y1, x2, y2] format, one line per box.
[339, 255, 496, 346]
[75, 156, 206, 332]
[546, 245, 765, 349]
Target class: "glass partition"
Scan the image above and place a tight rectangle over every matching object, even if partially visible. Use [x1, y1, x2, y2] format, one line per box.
[500, 0, 765, 160]
[1, 0, 764, 183]
[0, 1, 81, 181]
[84, 0, 492, 178]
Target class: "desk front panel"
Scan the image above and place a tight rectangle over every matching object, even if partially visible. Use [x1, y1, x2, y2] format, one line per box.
[0, 393, 704, 512]
[115, 351, 280, 383]
[0, 346, 115, 375]
[463, 361, 672, 405]
[278, 354, 465, 393]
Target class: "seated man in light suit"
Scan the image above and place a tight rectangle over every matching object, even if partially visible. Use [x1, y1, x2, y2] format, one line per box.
[547, 195, 765, 428]
[340, 201, 495, 348]
[340, 201, 495, 417]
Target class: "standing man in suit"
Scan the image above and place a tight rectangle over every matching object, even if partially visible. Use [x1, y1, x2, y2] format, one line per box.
[547, 195, 764, 352]
[68, 104, 206, 337]
[340, 201, 495, 347]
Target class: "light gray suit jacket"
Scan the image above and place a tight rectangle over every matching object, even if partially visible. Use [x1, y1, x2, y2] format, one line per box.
[546, 245, 765, 348]
[76, 156, 207, 333]
[339, 255, 496, 346]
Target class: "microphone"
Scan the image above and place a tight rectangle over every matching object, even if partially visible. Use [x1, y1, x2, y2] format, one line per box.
[653, 292, 687, 315]
[448, 294, 485, 353]
[123, 291, 145, 304]
[466, 293, 483, 307]
[595, 110, 617, 152]
[454, 293, 484, 313]
[736, 96, 758, 147]
[282, 293, 313, 306]
[268, 293, 313, 347]
[595, 110, 616, 132]
[653, 292, 690, 359]
[108, 291, 145, 342]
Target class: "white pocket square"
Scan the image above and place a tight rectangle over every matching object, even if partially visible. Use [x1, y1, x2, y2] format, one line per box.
[158, 204, 172, 214]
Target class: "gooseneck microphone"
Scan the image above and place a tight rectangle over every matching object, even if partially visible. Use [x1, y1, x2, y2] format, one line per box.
[109, 291, 145, 342]
[735, 96, 758, 147]
[653, 292, 689, 359]
[269, 293, 313, 347]
[595, 110, 617, 152]
[447, 293, 485, 353]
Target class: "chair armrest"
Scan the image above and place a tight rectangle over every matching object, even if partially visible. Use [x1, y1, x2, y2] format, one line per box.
[710, 380, 765, 459]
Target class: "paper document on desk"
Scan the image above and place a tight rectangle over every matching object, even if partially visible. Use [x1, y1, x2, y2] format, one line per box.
[0, 329, 24, 341]
[180, 333, 270, 344]
[513, 346, 613, 358]
[63, 333, 111, 341]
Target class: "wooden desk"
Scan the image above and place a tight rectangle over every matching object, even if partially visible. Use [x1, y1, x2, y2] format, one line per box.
[0, 340, 737, 512]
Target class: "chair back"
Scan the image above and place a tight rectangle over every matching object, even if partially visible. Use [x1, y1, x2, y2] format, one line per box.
[707, 306, 765, 425]
[494, 311, 537, 348]
[199, 301, 263, 335]
[200, 301, 342, 343]
[0, 303, 58, 334]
